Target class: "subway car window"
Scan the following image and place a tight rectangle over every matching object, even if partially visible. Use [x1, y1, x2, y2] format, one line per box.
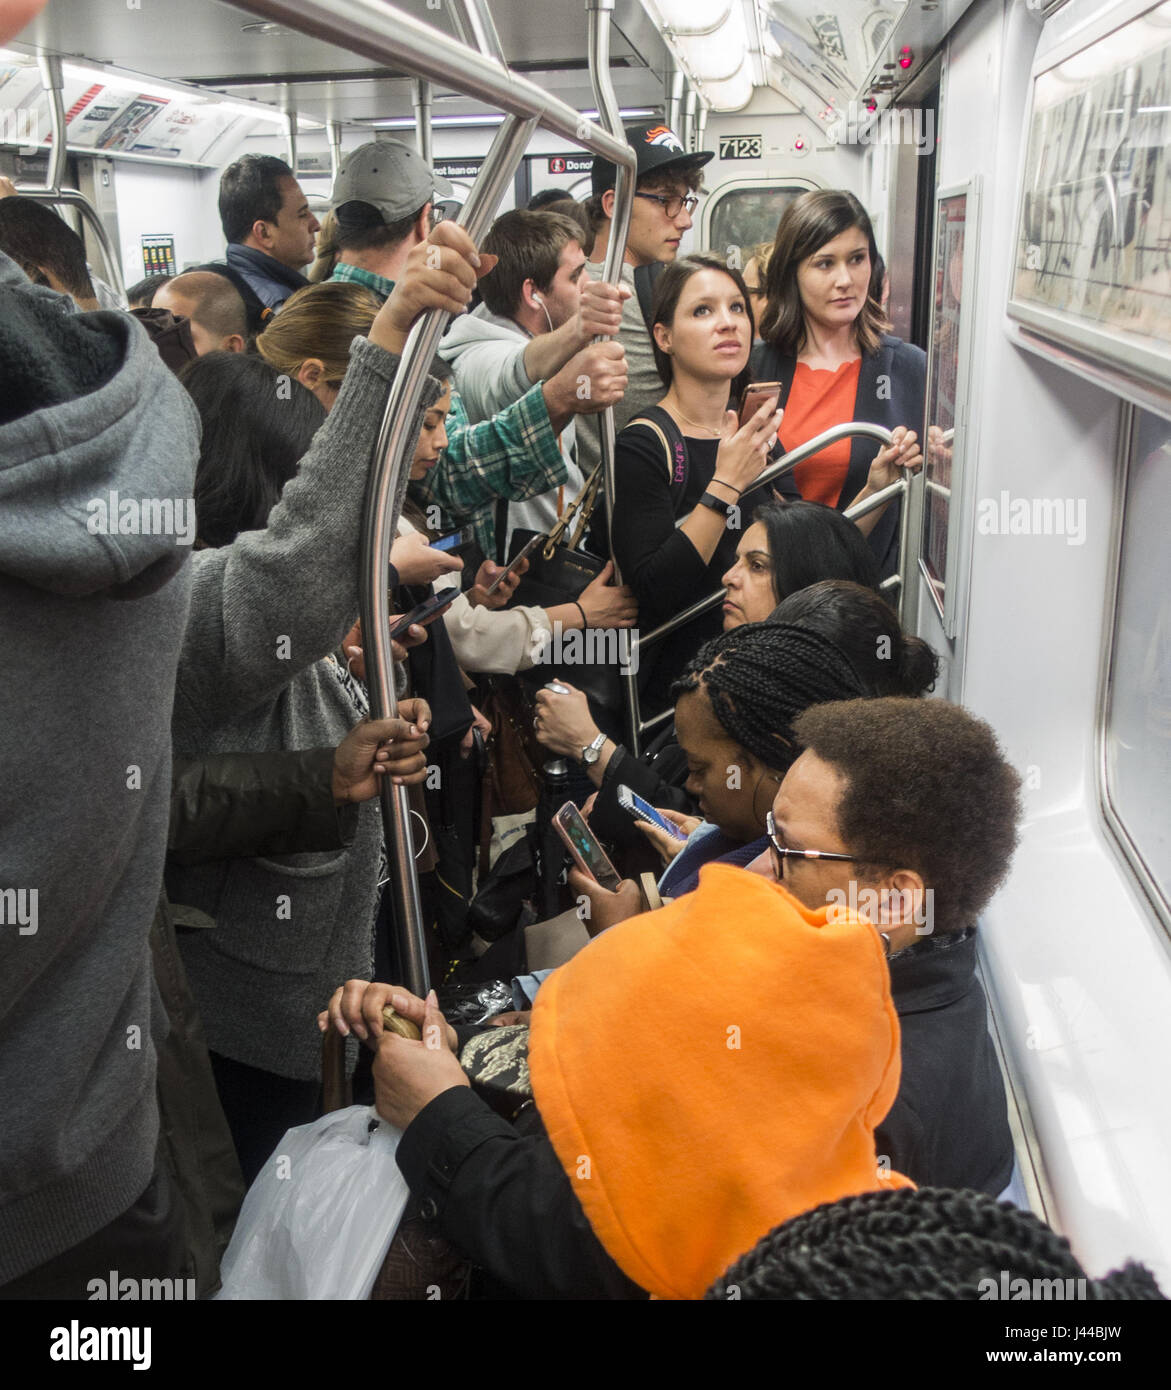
[1103, 406, 1171, 924]
[706, 183, 808, 271]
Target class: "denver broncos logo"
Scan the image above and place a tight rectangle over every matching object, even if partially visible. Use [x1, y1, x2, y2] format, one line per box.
[643, 125, 684, 152]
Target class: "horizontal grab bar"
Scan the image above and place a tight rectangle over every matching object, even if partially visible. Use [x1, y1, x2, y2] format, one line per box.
[227, 0, 634, 165]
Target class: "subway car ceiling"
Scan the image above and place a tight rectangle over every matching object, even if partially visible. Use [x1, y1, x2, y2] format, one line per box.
[3, 0, 975, 138]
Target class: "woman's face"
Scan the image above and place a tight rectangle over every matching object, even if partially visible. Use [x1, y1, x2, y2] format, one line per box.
[674, 687, 779, 844]
[721, 520, 778, 630]
[653, 268, 751, 382]
[795, 226, 871, 337]
[409, 384, 452, 481]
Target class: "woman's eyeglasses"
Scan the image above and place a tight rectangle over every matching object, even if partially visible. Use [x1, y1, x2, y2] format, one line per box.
[765, 810, 858, 881]
[634, 191, 700, 219]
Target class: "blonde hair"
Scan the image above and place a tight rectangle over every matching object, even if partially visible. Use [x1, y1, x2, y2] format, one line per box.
[307, 208, 340, 284]
[255, 280, 381, 384]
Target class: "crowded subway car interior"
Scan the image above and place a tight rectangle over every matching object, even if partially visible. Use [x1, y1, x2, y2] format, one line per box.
[2, 0, 1171, 1328]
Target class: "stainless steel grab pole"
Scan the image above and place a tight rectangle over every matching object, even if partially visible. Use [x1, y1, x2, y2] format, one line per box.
[328, 120, 343, 182]
[587, 0, 640, 752]
[449, 0, 508, 66]
[667, 69, 684, 133]
[227, 0, 630, 162]
[38, 54, 66, 194]
[357, 116, 536, 998]
[411, 81, 433, 168]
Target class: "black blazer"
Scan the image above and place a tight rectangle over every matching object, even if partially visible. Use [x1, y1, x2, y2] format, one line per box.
[750, 334, 927, 578]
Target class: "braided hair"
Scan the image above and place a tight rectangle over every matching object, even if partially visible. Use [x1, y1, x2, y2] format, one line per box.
[705, 1188, 1166, 1301]
[671, 622, 868, 774]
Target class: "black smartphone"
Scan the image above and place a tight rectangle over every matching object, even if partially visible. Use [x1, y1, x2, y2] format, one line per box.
[483, 531, 545, 596]
[431, 527, 471, 553]
[387, 586, 460, 641]
[738, 380, 783, 427]
[553, 801, 623, 892]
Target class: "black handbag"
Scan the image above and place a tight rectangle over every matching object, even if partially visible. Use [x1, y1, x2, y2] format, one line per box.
[505, 464, 625, 712]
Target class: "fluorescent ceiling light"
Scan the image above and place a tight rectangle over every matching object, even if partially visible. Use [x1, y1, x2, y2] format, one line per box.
[371, 106, 656, 130]
[699, 55, 754, 112]
[642, 0, 752, 89]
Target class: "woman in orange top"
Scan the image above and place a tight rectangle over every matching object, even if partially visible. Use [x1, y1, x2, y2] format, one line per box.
[752, 189, 926, 578]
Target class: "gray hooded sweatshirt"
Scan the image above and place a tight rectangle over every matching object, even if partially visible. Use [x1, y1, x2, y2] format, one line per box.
[440, 304, 584, 548]
[0, 252, 200, 1284]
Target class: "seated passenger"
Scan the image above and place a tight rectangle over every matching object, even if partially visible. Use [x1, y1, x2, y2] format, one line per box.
[773, 696, 1020, 1194]
[607, 252, 796, 708]
[323, 873, 913, 1299]
[255, 280, 626, 567]
[440, 207, 628, 554]
[0, 195, 100, 311]
[219, 153, 320, 312]
[166, 222, 487, 1183]
[534, 499, 892, 839]
[707, 1187, 1165, 1301]
[155, 271, 248, 355]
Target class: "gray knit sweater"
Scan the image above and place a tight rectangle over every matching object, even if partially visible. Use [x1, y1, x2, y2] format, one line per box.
[167, 336, 435, 1082]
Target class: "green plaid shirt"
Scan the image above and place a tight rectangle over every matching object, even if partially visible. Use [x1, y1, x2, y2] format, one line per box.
[326, 266, 564, 558]
[411, 384, 565, 561]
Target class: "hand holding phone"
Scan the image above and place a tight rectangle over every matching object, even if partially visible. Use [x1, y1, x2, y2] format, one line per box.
[553, 801, 623, 892]
[616, 785, 688, 840]
[387, 586, 459, 641]
[484, 532, 544, 596]
[738, 380, 783, 427]
[431, 527, 471, 553]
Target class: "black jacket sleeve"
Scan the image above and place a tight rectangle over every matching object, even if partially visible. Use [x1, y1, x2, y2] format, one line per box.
[397, 1086, 647, 1299]
[609, 425, 713, 630]
[168, 747, 358, 866]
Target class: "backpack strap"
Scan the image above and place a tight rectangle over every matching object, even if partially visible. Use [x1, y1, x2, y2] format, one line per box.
[626, 405, 690, 517]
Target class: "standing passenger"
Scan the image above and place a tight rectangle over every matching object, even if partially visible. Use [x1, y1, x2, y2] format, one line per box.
[753, 190, 924, 578]
[439, 208, 628, 552]
[575, 122, 713, 479]
[219, 154, 320, 312]
[154, 271, 249, 356]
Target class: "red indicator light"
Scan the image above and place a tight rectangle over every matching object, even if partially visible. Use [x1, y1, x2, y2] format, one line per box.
[794, 137, 805, 150]
[898, 47, 914, 70]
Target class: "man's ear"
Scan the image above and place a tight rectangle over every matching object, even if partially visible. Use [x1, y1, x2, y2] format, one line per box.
[249, 217, 274, 250]
[602, 188, 616, 221]
[413, 203, 432, 244]
[296, 358, 326, 390]
[225, 334, 248, 355]
[521, 277, 541, 313]
[877, 869, 929, 947]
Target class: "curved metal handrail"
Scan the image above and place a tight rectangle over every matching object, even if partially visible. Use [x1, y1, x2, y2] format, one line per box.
[229, 0, 637, 995]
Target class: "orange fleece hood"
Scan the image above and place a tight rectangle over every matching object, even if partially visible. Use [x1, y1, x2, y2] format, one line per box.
[528, 863, 913, 1300]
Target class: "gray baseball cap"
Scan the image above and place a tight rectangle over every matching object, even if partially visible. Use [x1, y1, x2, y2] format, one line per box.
[330, 140, 453, 226]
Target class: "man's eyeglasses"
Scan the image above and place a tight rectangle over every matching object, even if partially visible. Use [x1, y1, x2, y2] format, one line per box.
[634, 191, 700, 219]
[765, 811, 858, 881]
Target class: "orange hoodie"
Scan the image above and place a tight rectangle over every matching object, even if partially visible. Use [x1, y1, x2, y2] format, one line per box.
[528, 863, 913, 1300]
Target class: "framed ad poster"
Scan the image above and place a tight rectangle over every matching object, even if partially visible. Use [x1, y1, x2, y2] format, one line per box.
[1008, 0, 1171, 393]
[921, 179, 980, 637]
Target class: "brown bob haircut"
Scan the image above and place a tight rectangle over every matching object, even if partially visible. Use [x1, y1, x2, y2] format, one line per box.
[758, 189, 891, 357]
[478, 209, 587, 318]
[649, 252, 755, 400]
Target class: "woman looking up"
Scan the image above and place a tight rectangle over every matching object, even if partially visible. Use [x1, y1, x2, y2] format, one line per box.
[608, 253, 797, 708]
[754, 189, 925, 577]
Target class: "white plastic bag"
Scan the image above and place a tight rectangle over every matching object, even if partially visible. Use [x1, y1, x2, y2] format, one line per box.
[216, 1105, 410, 1300]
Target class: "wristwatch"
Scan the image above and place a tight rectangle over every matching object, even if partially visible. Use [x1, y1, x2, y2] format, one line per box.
[580, 732, 608, 766]
[698, 490, 734, 517]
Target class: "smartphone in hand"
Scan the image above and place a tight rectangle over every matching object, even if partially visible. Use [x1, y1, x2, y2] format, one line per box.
[739, 380, 783, 427]
[553, 801, 623, 892]
[431, 527, 471, 553]
[616, 785, 688, 841]
[387, 586, 460, 641]
[483, 532, 545, 597]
